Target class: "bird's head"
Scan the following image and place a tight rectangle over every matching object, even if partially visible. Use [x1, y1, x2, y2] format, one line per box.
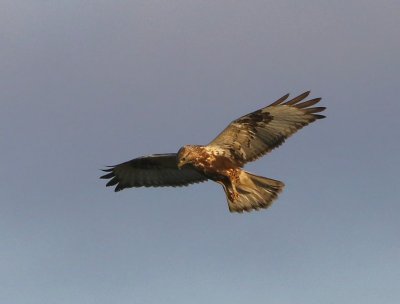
[177, 145, 194, 169]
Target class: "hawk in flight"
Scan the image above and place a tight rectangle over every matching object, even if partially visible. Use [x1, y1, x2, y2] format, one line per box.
[101, 91, 325, 213]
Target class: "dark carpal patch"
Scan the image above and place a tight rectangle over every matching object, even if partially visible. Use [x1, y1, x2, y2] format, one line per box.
[237, 109, 271, 124]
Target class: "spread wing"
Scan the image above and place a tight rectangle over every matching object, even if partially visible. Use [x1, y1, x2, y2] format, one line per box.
[100, 153, 207, 191]
[207, 91, 325, 165]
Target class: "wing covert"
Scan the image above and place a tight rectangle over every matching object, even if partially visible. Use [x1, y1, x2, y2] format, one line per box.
[100, 153, 207, 191]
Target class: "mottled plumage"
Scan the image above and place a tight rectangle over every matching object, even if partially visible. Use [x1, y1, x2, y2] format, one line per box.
[101, 91, 325, 213]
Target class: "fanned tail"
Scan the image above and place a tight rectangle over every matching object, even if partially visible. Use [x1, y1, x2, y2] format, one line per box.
[223, 170, 285, 213]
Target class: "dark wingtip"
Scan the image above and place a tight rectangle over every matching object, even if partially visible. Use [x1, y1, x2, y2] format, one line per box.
[284, 91, 311, 105]
[103, 166, 114, 170]
[107, 176, 119, 186]
[115, 184, 124, 192]
[296, 97, 322, 109]
[100, 173, 114, 180]
[269, 93, 290, 106]
[314, 114, 326, 119]
[100, 166, 115, 179]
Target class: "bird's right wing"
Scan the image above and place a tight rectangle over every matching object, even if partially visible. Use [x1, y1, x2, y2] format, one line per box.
[207, 91, 325, 165]
[100, 153, 207, 191]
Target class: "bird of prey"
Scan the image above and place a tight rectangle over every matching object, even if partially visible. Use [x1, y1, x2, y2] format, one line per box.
[101, 91, 325, 213]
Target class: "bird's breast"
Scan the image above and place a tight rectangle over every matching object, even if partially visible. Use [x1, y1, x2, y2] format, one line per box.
[192, 154, 235, 175]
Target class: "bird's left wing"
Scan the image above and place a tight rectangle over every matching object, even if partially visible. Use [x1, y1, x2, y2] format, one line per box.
[100, 153, 207, 191]
[207, 91, 325, 165]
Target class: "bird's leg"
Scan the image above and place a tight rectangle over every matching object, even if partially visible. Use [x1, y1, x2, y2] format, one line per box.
[225, 169, 241, 201]
[217, 176, 239, 202]
[228, 187, 239, 201]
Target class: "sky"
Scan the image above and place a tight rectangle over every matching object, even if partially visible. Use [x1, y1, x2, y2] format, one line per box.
[1, 1, 399, 303]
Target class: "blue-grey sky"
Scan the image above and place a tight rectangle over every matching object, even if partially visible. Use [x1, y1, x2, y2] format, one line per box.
[1, 1, 399, 303]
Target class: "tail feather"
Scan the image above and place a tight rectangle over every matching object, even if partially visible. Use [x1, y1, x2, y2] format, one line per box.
[224, 171, 285, 213]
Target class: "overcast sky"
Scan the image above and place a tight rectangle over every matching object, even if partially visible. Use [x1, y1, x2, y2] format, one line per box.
[1, 1, 399, 303]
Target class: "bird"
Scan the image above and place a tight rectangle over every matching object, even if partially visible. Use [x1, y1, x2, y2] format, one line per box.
[101, 91, 325, 213]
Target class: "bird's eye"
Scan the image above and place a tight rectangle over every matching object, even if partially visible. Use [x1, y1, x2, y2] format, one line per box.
[181, 157, 186, 161]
